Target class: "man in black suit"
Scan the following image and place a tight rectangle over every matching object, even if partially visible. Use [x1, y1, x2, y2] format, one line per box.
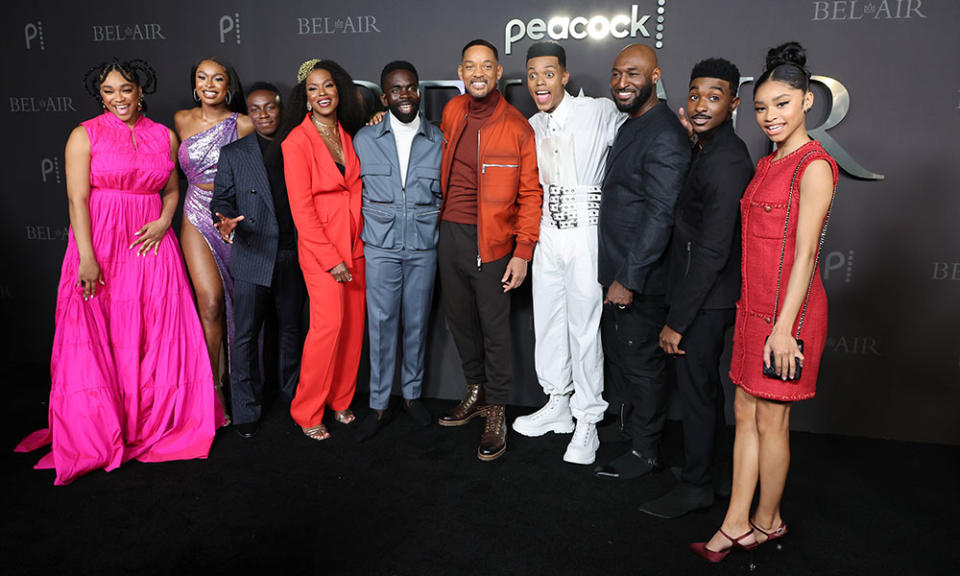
[594, 44, 690, 479]
[640, 58, 755, 517]
[211, 83, 306, 438]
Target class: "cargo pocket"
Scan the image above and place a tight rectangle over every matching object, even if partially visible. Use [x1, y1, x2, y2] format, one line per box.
[359, 163, 393, 203]
[361, 205, 397, 249]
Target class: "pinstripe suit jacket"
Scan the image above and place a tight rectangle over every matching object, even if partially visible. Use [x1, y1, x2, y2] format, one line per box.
[211, 134, 287, 287]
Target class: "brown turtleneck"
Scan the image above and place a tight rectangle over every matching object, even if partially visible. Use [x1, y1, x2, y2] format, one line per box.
[442, 90, 501, 224]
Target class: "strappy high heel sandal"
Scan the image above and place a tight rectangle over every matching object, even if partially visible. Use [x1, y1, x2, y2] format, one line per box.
[333, 409, 356, 425]
[214, 381, 231, 428]
[751, 519, 788, 549]
[301, 424, 331, 441]
[689, 527, 759, 563]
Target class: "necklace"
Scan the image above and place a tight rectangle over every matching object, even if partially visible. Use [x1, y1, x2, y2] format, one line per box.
[311, 115, 343, 160]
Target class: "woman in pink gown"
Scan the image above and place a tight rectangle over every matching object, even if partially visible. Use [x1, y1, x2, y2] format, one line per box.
[15, 59, 221, 486]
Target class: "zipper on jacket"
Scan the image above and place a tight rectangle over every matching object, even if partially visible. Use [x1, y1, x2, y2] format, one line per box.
[401, 185, 406, 250]
[476, 127, 482, 270]
[481, 163, 520, 173]
[685, 241, 692, 275]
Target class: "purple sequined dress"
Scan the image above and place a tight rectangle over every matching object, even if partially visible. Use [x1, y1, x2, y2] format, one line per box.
[178, 113, 239, 353]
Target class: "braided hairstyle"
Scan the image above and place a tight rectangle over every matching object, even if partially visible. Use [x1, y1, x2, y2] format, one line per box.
[83, 58, 157, 112]
[755, 41, 811, 92]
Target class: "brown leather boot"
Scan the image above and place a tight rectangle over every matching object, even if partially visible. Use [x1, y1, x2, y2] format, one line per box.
[477, 405, 506, 461]
[438, 384, 486, 427]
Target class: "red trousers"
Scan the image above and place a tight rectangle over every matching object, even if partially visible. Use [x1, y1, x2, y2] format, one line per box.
[290, 261, 366, 427]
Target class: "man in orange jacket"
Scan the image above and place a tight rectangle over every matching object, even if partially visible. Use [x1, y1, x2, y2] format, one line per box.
[436, 38, 542, 461]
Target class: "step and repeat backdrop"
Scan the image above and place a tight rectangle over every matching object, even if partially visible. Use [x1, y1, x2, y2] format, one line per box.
[2, 1, 957, 444]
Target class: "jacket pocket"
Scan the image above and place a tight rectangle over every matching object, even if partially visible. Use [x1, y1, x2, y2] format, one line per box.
[359, 163, 394, 203]
[361, 204, 397, 249]
[410, 208, 441, 250]
[413, 166, 442, 203]
[480, 155, 520, 204]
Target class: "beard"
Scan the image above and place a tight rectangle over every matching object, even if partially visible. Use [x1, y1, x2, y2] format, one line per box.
[389, 101, 420, 124]
[614, 81, 654, 115]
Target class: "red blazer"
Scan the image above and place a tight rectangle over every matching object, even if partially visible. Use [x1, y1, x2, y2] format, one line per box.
[282, 114, 364, 272]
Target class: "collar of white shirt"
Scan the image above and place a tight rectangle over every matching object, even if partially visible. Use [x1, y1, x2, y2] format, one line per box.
[545, 90, 574, 131]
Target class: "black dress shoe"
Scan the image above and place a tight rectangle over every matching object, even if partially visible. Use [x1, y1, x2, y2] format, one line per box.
[594, 449, 661, 479]
[355, 410, 391, 442]
[639, 482, 715, 518]
[234, 421, 260, 439]
[404, 399, 432, 428]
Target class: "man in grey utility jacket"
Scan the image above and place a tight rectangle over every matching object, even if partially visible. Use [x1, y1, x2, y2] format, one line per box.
[353, 61, 443, 440]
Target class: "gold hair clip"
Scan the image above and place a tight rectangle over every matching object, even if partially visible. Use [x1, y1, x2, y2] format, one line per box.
[297, 59, 322, 84]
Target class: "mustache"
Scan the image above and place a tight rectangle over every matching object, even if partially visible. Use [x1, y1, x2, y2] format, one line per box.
[690, 113, 711, 120]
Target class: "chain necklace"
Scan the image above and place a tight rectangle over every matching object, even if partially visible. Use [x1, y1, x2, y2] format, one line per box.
[311, 114, 343, 162]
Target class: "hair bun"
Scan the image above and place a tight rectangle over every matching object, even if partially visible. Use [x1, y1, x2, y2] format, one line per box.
[765, 41, 807, 71]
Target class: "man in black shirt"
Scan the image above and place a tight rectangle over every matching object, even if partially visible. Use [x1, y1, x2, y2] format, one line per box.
[639, 58, 755, 517]
[211, 83, 306, 439]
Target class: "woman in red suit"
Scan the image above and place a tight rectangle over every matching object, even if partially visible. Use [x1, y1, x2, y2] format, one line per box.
[272, 59, 366, 440]
[690, 42, 838, 562]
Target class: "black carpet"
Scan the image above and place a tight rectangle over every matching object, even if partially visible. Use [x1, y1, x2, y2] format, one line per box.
[2, 362, 958, 576]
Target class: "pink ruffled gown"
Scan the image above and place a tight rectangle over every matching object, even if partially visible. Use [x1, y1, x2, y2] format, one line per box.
[15, 111, 221, 485]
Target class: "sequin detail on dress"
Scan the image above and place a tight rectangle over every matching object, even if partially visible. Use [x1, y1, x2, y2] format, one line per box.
[178, 113, 239, 354]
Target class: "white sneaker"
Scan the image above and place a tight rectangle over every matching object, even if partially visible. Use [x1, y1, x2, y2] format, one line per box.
[563, 420, 599, 465]
[512, 394, 575, 437]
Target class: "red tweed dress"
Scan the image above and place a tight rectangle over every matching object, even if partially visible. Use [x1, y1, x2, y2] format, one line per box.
[729, 140, 838, 401]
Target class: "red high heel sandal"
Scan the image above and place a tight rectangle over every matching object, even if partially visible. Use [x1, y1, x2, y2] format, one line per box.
[689, 527, 759, 563]
[751, 519, 788, 549]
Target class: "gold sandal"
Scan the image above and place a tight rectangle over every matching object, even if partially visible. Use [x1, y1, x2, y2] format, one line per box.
[301, 424, 331, 441]
[333, 410, 356, 425]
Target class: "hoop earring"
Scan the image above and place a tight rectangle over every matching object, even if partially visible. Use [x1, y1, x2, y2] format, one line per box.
[193, 89, 200, 103]
[225, 91, 232, 106]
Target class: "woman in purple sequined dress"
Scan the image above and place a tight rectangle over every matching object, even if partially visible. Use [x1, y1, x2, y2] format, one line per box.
[174, 57, 253, 422]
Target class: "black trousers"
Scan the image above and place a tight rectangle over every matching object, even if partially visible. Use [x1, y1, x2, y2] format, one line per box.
[230, 249, 306, 425]
[437, 221, 512, 405]
[601, 294, 667, 453]
[672, 308, 736, 486]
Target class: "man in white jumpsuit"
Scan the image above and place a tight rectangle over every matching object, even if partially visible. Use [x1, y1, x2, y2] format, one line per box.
[512, 41, 625, 464]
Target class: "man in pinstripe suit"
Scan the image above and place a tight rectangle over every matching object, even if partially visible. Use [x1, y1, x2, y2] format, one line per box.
[211, 83, 306, 439]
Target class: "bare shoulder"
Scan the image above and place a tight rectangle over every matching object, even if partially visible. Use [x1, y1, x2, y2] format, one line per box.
[801, 158, 834, 188]
[173, 107, 199, 136]
[236, 114, 254, 137]
[66, 125, 91, 153]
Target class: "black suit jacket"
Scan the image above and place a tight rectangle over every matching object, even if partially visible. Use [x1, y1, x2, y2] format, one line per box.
[210, 134, 285, 287]
[665, 121, 754, 333]
[598, 101, 691, 295]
